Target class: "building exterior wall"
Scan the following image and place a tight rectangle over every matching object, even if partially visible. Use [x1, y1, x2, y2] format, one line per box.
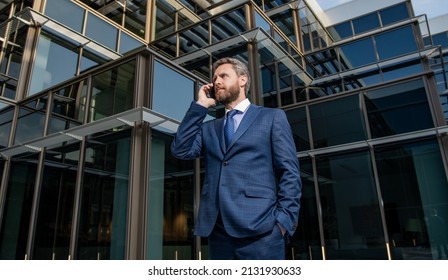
[0, 0, 447, 260]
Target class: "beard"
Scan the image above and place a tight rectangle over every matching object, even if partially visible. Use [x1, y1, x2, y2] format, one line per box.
[216, 82, 240, 105]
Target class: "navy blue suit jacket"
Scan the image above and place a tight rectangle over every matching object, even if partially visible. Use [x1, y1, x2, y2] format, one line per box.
[171, 102, 302, 238]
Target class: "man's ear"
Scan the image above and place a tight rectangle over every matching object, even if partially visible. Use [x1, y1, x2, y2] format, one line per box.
[239, 75, 248, 88]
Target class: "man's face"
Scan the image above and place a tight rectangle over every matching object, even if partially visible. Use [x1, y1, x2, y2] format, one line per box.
[213, 63, 244, 105]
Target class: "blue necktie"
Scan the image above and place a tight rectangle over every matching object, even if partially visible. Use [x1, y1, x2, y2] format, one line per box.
[224, 110, 238, 148]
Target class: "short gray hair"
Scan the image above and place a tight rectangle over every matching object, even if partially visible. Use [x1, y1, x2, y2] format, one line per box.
[213, 57, 251, 95]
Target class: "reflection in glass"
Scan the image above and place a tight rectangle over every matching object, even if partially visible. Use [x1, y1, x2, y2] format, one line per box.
[44, 0, 84, 33]
[285, 107, 310, 152]
[86, 13, 118, 51]
[365, 79, 433, 138]
[152, 61, 195, 122]
[32, 143, 80, 259]
[339, 38, 376, 69]
[50, 80, 88, 134]
[155, 0, 177, 39]
[90, 60, 136, 121]
[29, 33, 79, 96]
[353, 13, 380, 35]
[309, 95, 367, 149]
[317, 151, 387, 260]
[375, 140, 448, 259]
[147, 131, 195, 260]
[379, 3, 409, 26]
[76, 130, 131, 260]
[0, 107, 14, 149]
[211, 7, 246, 43]
[14, 99, 47, 144]
[289, 158, 322, 260]
[0, 153, 39, 259]
[375, 26, 417, 61]
[124, 0, 147, 39]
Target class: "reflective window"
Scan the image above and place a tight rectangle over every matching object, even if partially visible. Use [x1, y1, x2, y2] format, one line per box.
[29, 33, 79, 96]
[328, 21, 352, 41]
[147, 131, 195, 260]
[85, 12, 118, 51]
[343, 68, 382, 90]
[51, 80, 88, 126]
[14, 98, 48, 144]
[32, 143, 80, 259]
[0, 153, 39, 259]
[271, 9, 296, 45]
[211, 8, 246, 43]
[124, 0, 147, 39]
[339, 38, 376, 69]
[375, 140, 448, 259]
[380, 3, 410, 26]
[433, 32, 448, 48]
[375, 26, 417, 61]
[80, 49, 109, 73]
[44, 0, 85, 33]
[317, 150, 387, 260]
[152, 61, 195, 122]
[119, 32, 145, 54]
[365, 79, 433, 138]
[381, 59, 422, 82]
[155, 0, 176, 39]
[0, 107, 14, 149]
[353, 13, 380, 34]
[179, 22, 210, 56]
[290, 158, 322, 260]
[76, 130, 131, 260]
[90, 60, 136, 121]
[285, 107, 310, 152]
[309, 95, 367, 148]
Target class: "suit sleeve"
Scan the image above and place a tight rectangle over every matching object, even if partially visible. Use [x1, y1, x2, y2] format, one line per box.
[171, 102, 209, 160]
[271, 109, 302, 236]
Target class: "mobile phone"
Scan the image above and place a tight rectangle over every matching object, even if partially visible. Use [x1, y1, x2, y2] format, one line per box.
[208, 85, 215, 99]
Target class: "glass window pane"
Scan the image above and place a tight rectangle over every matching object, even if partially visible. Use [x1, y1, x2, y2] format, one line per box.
[124, 0, 146, 39]
[211, 8, 246, 44]
[432, 32, 448, 49]
[32, 143, 80, 259]
[14, 100, 47, 144]
[147, 131, 195, 259]
[29, 33, 79, 96]
[76, 130, 131, 260]
[317, 151, 387, 260]
[44, 0, 85, 33]
[375, 26, 417, 60]
[328, 21, 353, 41]
[309, 95, 367, 148]
[90, 60, 136, 121]
[0, 107, 14, 149]
[155, 0, 176, 39]
[380, 3, 410, 26]
[353, 13, 380, 34]
[365, 79, 433, 138]
[0, 154, 39, 259]
[339, 38, 376, 69]
[285, 107, 310, 152]
[152, 61, 195, 122]
[119, 32, 144, 54]
[85, 12, 118, 51]
[290, 158, 322, 260]
[375, 140, 448, 260]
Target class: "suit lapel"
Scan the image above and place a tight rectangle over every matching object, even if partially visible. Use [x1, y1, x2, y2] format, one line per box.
[215, 117, 226, 153]
[227, 104, 260, 150]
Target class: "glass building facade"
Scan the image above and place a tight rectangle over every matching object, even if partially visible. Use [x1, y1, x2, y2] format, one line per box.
[0, 0, 447, 260]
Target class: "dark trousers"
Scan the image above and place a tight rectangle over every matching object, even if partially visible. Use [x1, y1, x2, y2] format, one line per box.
[208, 216, 285, 260]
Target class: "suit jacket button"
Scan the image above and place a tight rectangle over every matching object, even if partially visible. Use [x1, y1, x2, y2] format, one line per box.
[223, 161, 228, 166]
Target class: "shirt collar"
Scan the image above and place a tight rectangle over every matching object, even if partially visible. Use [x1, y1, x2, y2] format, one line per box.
[225, 98, 251, 114]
